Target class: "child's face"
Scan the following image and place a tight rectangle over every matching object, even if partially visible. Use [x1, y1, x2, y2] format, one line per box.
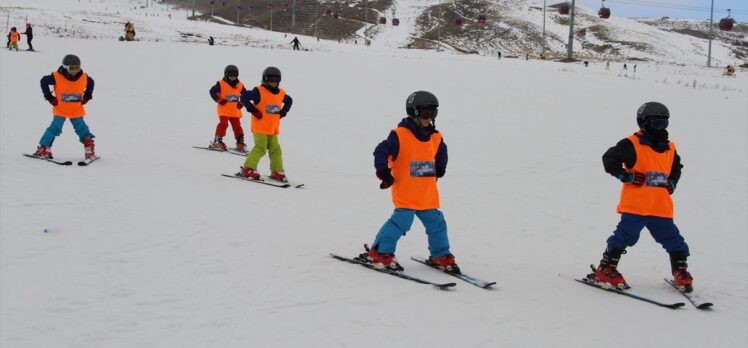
[417, 117, 432, 128]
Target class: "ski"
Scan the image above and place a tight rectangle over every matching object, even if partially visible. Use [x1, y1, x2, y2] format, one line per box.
[78, 156, 100, 166]
[330, 253, 456, 290]
[23, 153, 73, 166]
[266, 176, 305, 189]
[573, 275, 685, 309]
[193, 146, 247, 157]
[221, 173, 291, 188]
[411, 256, 496, 289]
[664, 279, 713, 309]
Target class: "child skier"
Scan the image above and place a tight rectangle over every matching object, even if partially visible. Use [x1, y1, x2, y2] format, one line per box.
[7, 27, 19, 51]
[357, 91, 460, 274]
[237, 67, 293, 182]
[208, 65, 248, 152]
[593, 102, 694, 292]
[32, 54, 96, 160]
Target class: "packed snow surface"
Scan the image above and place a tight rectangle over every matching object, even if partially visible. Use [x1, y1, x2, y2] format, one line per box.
[1, 1, 747, 348]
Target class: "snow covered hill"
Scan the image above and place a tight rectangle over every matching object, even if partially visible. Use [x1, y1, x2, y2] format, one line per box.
[1, 1, 747, 348]
[1, 0, 746, 66]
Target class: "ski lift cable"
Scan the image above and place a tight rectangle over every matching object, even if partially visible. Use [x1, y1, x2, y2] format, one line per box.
[606, 0, 746, 14]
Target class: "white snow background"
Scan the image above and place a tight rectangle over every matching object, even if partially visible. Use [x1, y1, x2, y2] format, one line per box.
[1, 1, 747, 347]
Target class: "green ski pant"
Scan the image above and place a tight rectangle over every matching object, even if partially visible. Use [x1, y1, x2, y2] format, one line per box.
[243, 133, 283, 172]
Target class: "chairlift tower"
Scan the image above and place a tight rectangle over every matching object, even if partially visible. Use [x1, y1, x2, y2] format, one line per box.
[565, 0, 576, 60]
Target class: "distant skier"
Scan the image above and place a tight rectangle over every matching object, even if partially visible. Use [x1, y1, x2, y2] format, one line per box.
[208, 65, 248, 152]
[725, 65, 735, 76]
[497, 51, 502, 60]
[623, 63, 628, 70]
[32, 54, 96, 160]
[633, 64, 637, 73]
[591, 102, 694, 292]
[124, 21, 136, 41]
[237, 67, 294, 182]
[356, 91, 460, 274]
[584, 61, 589, 67]
[208, 36, 215, 46]
[291, 36, 301, 50]
[22, 23, 33, 51]
[605, 61, 610, 70]
[7, 27, 19, 51]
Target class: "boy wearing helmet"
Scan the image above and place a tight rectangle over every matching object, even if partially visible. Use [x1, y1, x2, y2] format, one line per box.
[237, 67, 294, 182]
[208, 65, 248, 152]
[32, 54, 96, 160]
[593, 102, 694, 292]
[7, 27, 19, 51]
[356, 91, 460, 274]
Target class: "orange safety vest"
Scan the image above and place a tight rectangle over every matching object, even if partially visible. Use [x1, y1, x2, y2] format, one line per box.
[617, 133, 676, 218]
[9, 32, 19, 43]
[251, 85, 286, 135]
[52, 71, 88, 118]
[216, 80, 244, 118]
[388, 127, 442, 210]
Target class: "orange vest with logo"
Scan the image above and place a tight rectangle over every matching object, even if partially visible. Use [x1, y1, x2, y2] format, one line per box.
[52, 71, 87, 118]
[10, 32, 19, 43]
[388, 127, 442, 210]
[617, 134, 676, 218]
[251, 85, 286, 135]
[216, 80, 244, 118]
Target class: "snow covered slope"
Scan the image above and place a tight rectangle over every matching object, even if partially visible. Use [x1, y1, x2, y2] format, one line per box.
[1, 3, 747, 348]
[1, 0, 745, 65]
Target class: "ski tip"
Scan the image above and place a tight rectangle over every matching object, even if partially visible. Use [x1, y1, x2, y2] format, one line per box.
[482, 282, 498, 288]
[697, 303, 714, 309]
[436, 282, 457, 289]
[671, 302, 687, 309]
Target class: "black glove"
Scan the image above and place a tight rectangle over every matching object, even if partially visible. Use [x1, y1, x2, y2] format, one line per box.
[47, 96, 58, 106]
[251, 110, 262, 120]
[81, 97, 90, 105]
[617, 172, 645, 186]
[665, 179, 676, 194]
[236, 102, 243, 109]
[436, 167, 445, 178]
[376, 170, 394, 189]
[218, 99, 227, 105]
[279, 109, 287, 118]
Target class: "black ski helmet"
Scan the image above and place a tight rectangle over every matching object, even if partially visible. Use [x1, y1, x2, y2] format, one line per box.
[262, 66, 281, 84]
[636, 101, 669, 127]
[406, 91, 439, 117]
[224, 64, 239, 77]
[62, 54, 81, 66]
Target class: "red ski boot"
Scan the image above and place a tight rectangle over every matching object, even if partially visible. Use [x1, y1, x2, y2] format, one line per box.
[428, 254, 461, 274]
[235, 135, 248, 152]
[594, 265, 628, 289]
[83, 137, 96, 160]
[239, 166, 261, 180]
[670, 252, 693, 293]
[269, 171, 288, 182]
[358, 245, 403, 272]
[209, 136, 227, 151]
[34, 145, 53, 159]
[593, 250, 629, 289]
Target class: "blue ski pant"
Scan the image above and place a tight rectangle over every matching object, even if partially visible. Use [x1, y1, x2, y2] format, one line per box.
[39, 116, 94, 147]
[372, 208, 451, 257]
[606, 213, 689, 255]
